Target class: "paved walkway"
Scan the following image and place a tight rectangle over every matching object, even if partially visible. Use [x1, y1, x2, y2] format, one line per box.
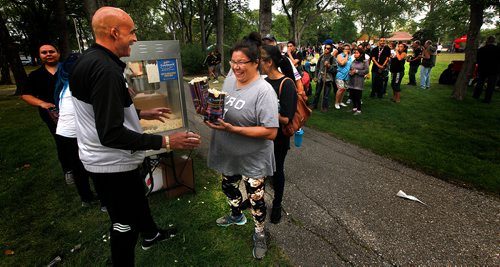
[184, 82, 499, 266]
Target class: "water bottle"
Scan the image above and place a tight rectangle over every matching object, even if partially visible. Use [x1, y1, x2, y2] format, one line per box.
[294, 128, 304, 147]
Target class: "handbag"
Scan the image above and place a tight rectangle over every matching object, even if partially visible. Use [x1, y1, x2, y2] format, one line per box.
[278, 77, 312, 137]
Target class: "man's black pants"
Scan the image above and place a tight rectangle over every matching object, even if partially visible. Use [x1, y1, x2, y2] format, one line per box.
[91, 168, 158, 267]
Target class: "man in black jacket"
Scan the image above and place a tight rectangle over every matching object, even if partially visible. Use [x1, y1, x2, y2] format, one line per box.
[70, 7, 201, 266]
[473, 36, 500, 103]
[370, 38, 391, 98]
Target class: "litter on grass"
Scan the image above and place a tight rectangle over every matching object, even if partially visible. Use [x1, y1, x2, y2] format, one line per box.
[396, 190, 426, 205]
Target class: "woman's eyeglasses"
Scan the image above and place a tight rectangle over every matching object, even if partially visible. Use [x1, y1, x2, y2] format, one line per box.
[229, 60, 252, 66]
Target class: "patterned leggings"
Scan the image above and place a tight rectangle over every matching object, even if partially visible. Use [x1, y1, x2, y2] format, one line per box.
[222, 174, 266, 232]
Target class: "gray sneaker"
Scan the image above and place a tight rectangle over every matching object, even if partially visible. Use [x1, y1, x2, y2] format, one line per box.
[65, 171, 74, 185]
[216, 213, 247, 227]
[252, 231, 267, 260]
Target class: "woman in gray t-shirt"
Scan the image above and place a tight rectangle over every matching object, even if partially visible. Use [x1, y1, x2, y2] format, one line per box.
[205, 33, 279, 260]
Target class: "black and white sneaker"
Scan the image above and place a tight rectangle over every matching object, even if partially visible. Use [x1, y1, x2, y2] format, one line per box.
[141, 228, 177, 250]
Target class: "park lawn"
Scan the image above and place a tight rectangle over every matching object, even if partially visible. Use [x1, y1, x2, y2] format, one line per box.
[307, 53, 500, 193]
[0, 96, 291, 265]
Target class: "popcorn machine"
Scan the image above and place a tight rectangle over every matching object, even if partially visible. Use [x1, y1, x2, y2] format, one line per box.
[122, 40, 189, 138]
[122, 41, 194, 196]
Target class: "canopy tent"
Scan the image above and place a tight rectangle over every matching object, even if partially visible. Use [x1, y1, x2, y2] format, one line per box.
[386, 32, 413, 42]
[454, 35, 467, 43]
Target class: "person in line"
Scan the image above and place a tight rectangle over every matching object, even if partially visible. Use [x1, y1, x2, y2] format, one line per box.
[472, 36, 500, 103]
[370, 38, 391, 98]
[311, 43, 336, 112]
[262, 34, 306, 98]
[334, 44, 353, 109]
[390, 43, 407, 103]
[287, 40, 303, 71]
[206, 32, 278, 260]
[407, 40, 422, 86]
[260, 45, 298, 224]
[420, 40, 437, 90]
[21, 44, 77, 185]
[69, 7, 201, 266]
[348, 48, 370, 115]
[54, 53, 106, 211]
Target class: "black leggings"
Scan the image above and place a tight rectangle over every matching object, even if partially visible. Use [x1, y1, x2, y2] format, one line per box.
[271, 138, 289, 209]
[350, 89, 362, 111]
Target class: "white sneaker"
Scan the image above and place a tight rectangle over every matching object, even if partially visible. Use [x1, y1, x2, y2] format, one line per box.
[346, 99, 351, 104]
[340, 102, 348, 107]
[353, 110, 362, 115]
[213, 80, 219, 84]
[334, 103, 340, 109]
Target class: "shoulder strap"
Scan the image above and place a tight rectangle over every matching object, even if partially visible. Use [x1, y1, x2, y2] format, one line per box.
[278, 77, 295, 97]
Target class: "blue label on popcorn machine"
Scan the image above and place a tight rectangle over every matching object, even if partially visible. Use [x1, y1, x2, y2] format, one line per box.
[157, 59, 178, 81]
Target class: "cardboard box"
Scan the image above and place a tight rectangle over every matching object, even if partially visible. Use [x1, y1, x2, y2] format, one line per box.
[161, 155, 195, 198]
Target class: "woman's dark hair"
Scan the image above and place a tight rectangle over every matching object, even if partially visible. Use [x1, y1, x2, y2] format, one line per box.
[39, 43, 59, 52]
[261, 45, 283, 70]
[354, 47, 365, 62]
[230, 32, 262, 63]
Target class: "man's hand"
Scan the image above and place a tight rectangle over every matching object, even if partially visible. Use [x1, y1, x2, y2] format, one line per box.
[40, 102, 55, 110]
[168, 131, 201, 150]
[140, 107, 171, 122]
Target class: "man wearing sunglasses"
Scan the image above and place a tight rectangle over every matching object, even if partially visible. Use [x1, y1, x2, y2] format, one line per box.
[311, 39, 337, 112]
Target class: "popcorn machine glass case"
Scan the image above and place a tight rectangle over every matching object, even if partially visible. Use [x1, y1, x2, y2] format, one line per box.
[122, 40, 188, 135]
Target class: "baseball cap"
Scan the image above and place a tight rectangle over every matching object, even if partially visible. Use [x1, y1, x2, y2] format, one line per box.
[322, 39, 333, 45]
[262, 34, 277, 42]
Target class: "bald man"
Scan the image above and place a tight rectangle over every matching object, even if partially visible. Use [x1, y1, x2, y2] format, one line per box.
[69, 7, 200, 266]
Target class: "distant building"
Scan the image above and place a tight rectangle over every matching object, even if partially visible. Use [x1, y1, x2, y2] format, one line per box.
[386, 32, 413, 44]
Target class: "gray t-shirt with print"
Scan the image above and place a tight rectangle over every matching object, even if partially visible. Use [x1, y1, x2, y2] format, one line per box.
[208, 76, 279, 178]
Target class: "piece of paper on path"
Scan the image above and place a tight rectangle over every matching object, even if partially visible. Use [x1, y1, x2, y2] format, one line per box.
[396, 190, 427, 205]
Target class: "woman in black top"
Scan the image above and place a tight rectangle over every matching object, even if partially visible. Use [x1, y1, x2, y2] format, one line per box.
[390, 43, 407, 103]
[260, 45, 298, 224]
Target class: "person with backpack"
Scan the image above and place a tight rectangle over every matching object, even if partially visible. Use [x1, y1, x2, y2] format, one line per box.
[260, 45, 298, 224]
[311, 42, 337, 112]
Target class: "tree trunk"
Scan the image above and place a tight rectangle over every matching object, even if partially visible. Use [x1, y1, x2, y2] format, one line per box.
[216, 0, 225, 75]
[198, 0, 207, 51]
[259, 0, 272, 36]
[0, 12, 28, 95]
[83, 0, 98, 40]
[452, 1, 484, 100]
[0, 45, 13, 85]
[55, 0, 70, 59]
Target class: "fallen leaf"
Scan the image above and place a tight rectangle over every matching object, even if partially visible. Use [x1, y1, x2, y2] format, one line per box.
[4, 249, 14, 255]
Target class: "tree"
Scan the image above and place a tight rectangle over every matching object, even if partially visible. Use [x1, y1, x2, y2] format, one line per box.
[259, 0, 271, 35]
[280, 0, 336, 45]
[452, 0, 498, 100]
[357, 0, 410, 38]
[216, 0, 224, 74]
[0, 11, 28, 95]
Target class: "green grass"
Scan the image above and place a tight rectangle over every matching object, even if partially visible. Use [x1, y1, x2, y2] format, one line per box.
[307, 53, 500, 193]
[0, 96, 291, 266]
